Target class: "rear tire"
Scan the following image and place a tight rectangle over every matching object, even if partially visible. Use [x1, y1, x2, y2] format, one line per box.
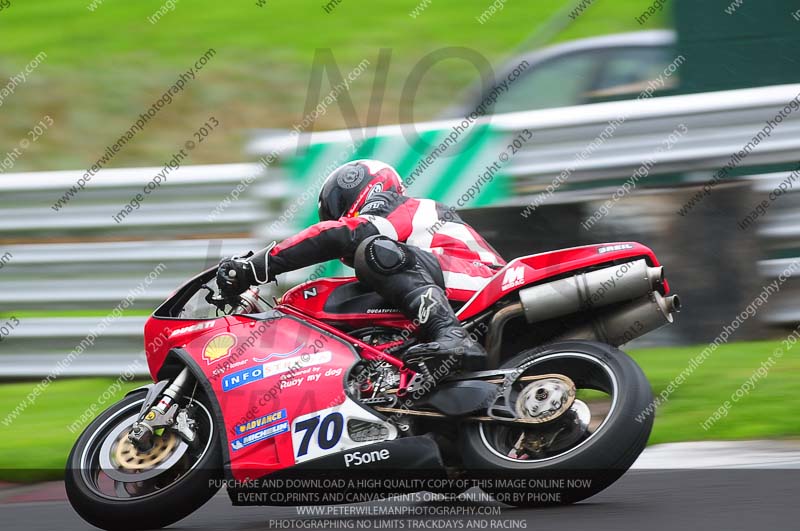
[460, 340, 654, 506]
[65, 390, 222, 530]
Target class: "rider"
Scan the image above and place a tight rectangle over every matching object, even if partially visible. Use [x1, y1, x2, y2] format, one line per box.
[216, 159, 506, 371]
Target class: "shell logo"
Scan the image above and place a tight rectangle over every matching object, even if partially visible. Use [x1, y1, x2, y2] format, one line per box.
[202, 334, 237, 365]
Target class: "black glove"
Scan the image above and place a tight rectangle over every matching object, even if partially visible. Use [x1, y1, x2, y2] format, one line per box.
[216, 247, 272, 304]
[216, 256, 256, 303]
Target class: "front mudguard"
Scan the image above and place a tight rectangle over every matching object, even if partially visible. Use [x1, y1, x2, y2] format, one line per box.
[126, 350, 234, 481]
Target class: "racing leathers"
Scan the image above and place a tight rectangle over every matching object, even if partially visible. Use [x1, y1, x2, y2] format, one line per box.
[234, 191, 505, 371]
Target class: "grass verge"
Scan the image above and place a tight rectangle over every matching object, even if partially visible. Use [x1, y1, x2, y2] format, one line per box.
[632, 339, 800, 444]
[0, 379, 141, 483]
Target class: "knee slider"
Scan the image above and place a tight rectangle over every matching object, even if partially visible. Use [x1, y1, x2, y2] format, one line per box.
[359, 236, 415, 275]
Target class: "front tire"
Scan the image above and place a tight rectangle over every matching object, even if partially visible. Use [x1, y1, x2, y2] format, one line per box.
[65, 390, 222, 530]
[460, 341, 654, 506]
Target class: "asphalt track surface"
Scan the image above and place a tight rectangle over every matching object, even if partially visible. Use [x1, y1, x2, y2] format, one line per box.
[3, 442, 799, 531]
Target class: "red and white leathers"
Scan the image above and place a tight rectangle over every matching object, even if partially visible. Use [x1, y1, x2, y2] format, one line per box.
[268, 192, 506, 302]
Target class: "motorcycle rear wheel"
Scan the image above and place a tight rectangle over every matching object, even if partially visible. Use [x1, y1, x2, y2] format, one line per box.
[460, 340, 654, 506]
[65, 389, 222, 530]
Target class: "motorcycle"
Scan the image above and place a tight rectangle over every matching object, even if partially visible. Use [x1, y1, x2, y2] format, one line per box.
[66, 241, 679, 530]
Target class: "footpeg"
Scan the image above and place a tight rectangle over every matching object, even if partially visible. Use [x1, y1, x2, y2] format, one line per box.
[403, 354, 462, 396]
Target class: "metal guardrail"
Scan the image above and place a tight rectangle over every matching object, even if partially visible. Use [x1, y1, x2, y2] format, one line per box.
[0, 317, 149, 378]
[0, 163, 277, 238]
[3, 84, 800, 377]
[491, 84, 800, 190]
[0, 239, 259, 310]
[0, 164, 304, 378]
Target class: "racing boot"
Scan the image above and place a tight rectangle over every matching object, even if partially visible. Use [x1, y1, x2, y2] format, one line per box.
[400, 285, 488, 375]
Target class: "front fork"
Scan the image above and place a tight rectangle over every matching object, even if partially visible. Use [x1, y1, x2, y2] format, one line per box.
[128, 368, 198, 451]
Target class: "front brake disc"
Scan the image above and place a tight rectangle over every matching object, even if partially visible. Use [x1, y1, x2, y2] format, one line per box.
[98, 412, 189, 482]
[113, 430, 180, 471]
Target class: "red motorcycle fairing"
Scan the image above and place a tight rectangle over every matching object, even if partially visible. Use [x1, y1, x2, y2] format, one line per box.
[456, 242, 668, 320]
[144, 316, 230, 381]
[145, 311, 397, 482]
[280, 242, 667, 323]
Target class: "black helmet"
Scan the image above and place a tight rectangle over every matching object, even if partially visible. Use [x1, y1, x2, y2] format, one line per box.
[317, 159, 405, 222]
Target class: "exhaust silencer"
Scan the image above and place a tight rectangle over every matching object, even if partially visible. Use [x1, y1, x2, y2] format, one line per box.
[518, 259, 663, 323]
[553, 292, 681, 346]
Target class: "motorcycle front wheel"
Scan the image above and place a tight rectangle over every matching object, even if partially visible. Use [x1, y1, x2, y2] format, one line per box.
[65, 389, 222, 531]
[460, 340, 654, 506]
